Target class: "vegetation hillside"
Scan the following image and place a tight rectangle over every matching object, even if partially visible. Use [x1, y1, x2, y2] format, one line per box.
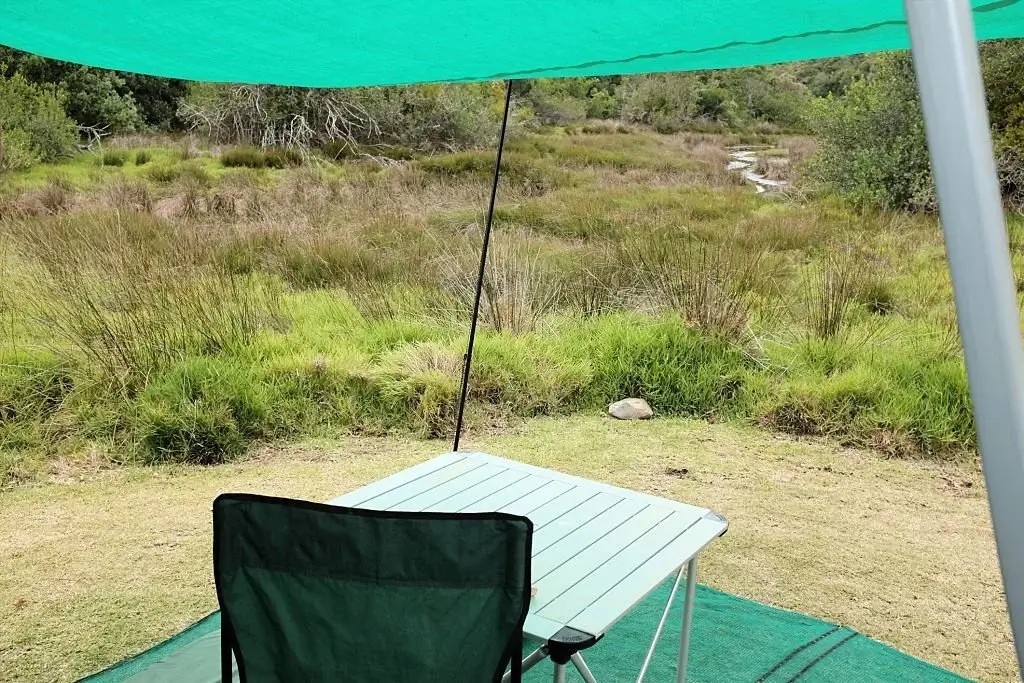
[3, 42, 1024, 485]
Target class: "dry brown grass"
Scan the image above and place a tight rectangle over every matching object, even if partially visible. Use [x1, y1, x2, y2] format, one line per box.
[0, 416, 1013, 682]
[779, 135, 819, 169]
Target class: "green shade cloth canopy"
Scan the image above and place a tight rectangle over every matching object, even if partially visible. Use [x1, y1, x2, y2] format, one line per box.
[1, 0, 1023, 87]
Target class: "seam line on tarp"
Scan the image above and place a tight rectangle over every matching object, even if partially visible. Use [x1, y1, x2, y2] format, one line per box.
[785, 632, 860, 682]
[455, 0, 1019, 82]
[754, 625, 842, 682]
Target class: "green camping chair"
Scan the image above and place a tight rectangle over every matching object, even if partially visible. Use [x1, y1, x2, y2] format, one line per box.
[213, 493, 533, 683]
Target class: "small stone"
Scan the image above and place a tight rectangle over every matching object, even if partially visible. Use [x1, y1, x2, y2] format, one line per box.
[608, 398, 653, 420]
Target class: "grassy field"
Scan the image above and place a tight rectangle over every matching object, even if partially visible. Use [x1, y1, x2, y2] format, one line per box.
[0, 124, 1001, 487]
[0, 417, 1014, 682]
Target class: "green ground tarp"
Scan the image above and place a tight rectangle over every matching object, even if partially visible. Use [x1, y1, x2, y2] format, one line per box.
[2, 1, 1024, 87]
[82, 583, 970, 682]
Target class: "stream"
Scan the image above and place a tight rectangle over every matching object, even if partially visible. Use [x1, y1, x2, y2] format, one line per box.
[726, 146, 789, 194]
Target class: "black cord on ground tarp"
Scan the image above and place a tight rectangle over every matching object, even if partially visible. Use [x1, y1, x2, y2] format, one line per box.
[452, 79, 513, 452]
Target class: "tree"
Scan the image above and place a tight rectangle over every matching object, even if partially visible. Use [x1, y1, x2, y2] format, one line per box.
[806, 41, 1024, 211]
[0, 47, 186, 131]
[0, 72, 77, 170]
[807, 53, 933, 211]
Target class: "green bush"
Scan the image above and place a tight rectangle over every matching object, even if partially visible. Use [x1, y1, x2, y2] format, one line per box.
[620, 74, 699, 130]
[858, 278, 897, 315]
[761, 347, 974, 457]
[179, 161, 213, 187]
[101, 148, 128, 167]
[280, 241, 393, 289]
[417, 151, 566, 194]
[0, 73, 78, 170]
[806, 54, 934, 212]
[0, 356, 74, 424]
[134, 150, 152, 165]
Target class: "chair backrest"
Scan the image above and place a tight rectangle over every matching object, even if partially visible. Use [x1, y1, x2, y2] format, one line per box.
[213, 493, 532, 683]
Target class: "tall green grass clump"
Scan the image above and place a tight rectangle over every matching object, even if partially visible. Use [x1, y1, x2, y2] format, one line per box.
[10, 211, 278, 390]
[101, 149, 129, 167]
[137, 358, 268, 464]
[222, 145, 304, 169]
[761, 339, 973, 458]
[581, 315, 751, 418]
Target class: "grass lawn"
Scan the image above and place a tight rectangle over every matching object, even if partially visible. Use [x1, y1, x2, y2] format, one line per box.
[0, 416, 1014, 682]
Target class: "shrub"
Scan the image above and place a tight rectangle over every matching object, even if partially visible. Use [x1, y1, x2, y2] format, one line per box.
[620, 74, 699, 129]
[182, 82, 504, 153]
[264, 146, 304, 169]
[280, 240, 393, 290]
[618, 234, 753, 343]
[469, 336, 591, 416]
[0, 74, 78, 170]
[176, 139, 198, 161]
[760, 350, 974, 457]
[0, 355, 75, 423]
[438, 232, 560, 333]
[375, 345, 463, 437]
[178, 175, 207, 219]
[34, 175, 75, 214]
[802, 250, 860, 338]
[179, 161, 213, 186]
[101, 149, 128, 167]
[134, 150, 152, 165]
[806, 54, 935, 212]
[858, 278, 897, 315]
[761, 367, 884, 438]
[417, 151, 565, 195]
[12, 211, 277, 386]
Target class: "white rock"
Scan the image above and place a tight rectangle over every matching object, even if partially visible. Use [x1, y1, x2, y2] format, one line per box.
[608, 398, 653, 421]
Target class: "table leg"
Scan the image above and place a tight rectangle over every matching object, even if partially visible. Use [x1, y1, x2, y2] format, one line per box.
[554, 662, 567, 683]
[677, 557, 698, 683]
[637, 564, 687, 683]
[571, 653, 599, 683]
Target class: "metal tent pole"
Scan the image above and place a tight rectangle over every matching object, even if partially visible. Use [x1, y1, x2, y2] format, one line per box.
[904, 0, 1024, 670]
[452, 79, 513, 452]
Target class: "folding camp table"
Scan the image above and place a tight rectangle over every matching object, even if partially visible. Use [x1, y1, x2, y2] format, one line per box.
[330, 452, 728, 683]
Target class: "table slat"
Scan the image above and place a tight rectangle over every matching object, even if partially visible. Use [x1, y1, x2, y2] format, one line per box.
[424, 468, 530, 512]
[466, 452, 707, 517]
[458, 474, 552, 513]
[532, 498, 647, 578]
[500, 480, 572, 516]
[354, 457, 485, 510]
[527, 486, 599, 528]
[537, 510, 705, 626]
[387, 463, 508, 511]
[530, 505, 673, 611]
[328, 453, 465, 507]
[532, 492, 622, 554]
[567, 517, 726, 636]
